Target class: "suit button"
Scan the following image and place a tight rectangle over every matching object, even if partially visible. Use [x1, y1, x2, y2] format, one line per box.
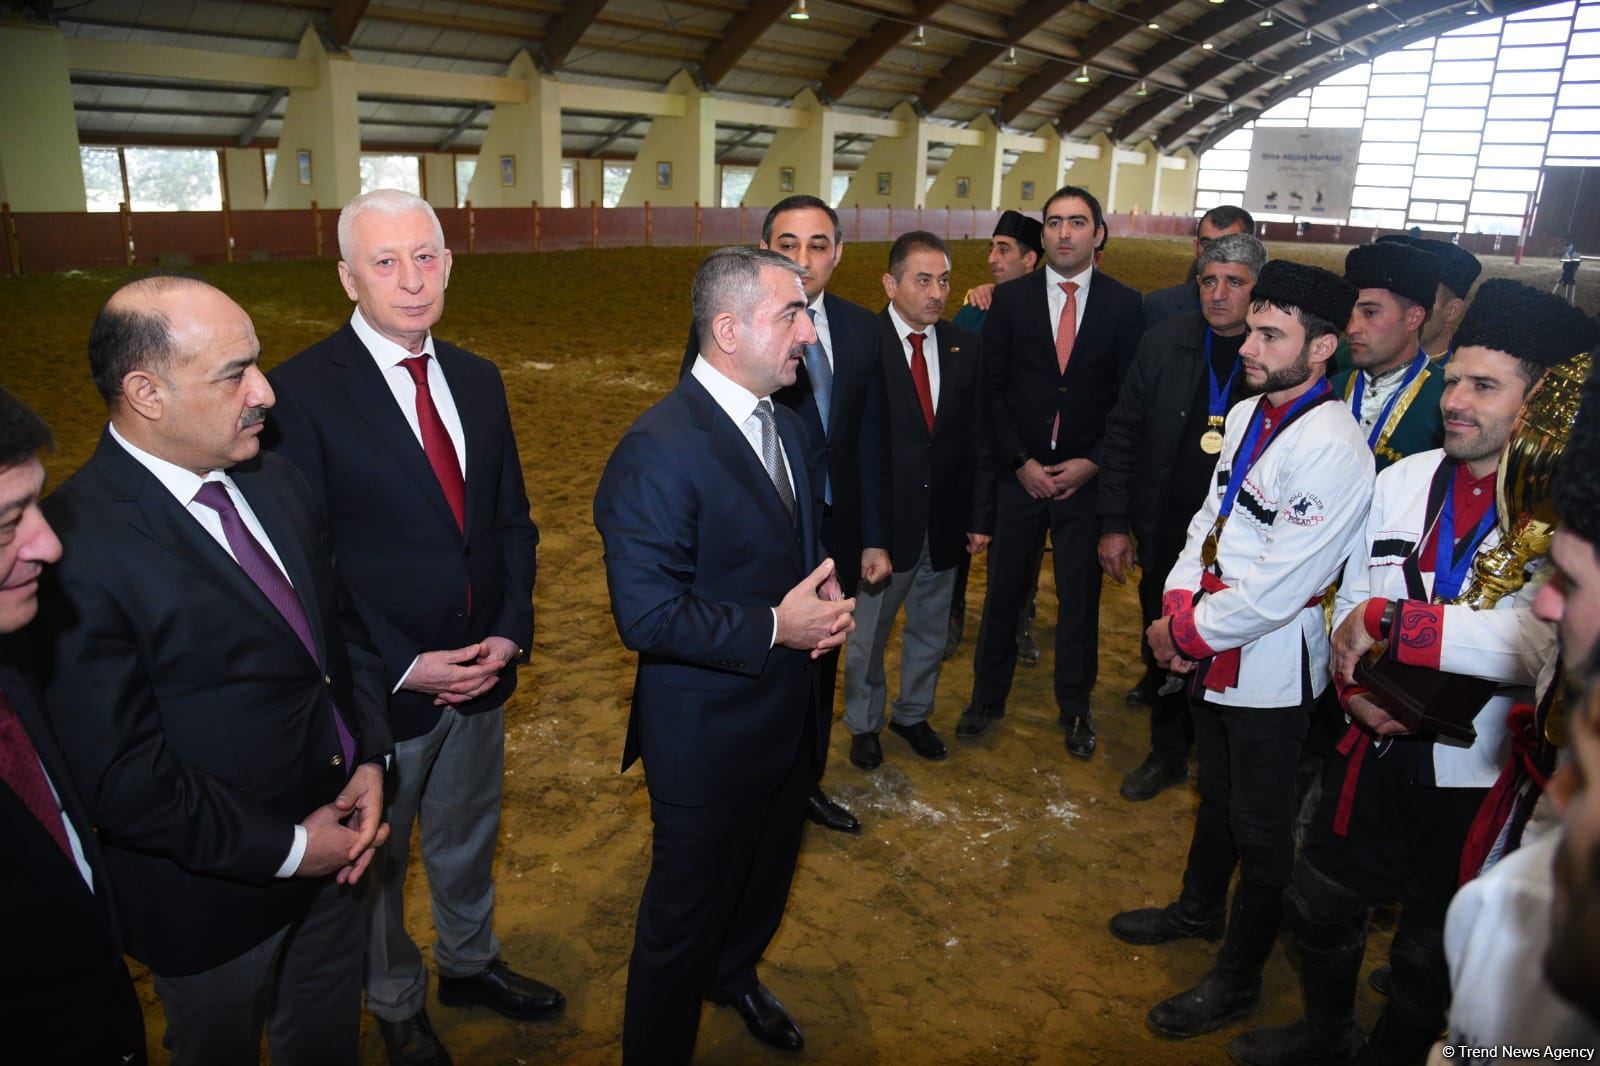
[1058, 386, 1068, 393]
[464, 546, 471, 557]
[330, 754, 343, 768]
[324, 674, 332, 686]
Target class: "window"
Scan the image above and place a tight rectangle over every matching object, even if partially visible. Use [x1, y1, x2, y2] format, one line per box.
[830, 173, 851, 208]
[602, 165, 630, 208]
[360, 154, 421, 196]
[561, 163, 576, 208]
[720, 166, 755, 208]
[122, 148, 222, 211]
[80, 148, 123, 212]
[454, 158, 477, 207]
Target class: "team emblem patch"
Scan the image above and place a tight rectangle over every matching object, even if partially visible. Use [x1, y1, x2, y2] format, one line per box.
[1285, 492, 1325, 526]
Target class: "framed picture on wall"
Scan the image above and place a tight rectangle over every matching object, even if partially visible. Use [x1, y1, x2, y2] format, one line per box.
[956, 176, 970, 199]
[877, 172, 891, 196]
[779, 166, 795, 193]
[500, 155, 516, 187]
[1021, 180, 1035, 201]
[656, 161, 672, 189]
[296, 149, 312, 185]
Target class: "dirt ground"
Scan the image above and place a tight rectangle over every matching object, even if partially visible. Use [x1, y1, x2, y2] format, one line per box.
[2, 237, 1595, 1065]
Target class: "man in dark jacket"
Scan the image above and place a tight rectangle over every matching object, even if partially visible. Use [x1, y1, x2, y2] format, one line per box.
[1098, 233, 1266, 800]
[1143, 206, 1255, 330]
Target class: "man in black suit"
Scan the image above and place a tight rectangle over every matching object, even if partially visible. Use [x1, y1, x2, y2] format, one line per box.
[843, 231, 989, 770]
[267, 190, 552, 1066]
[678, 195, 891, 834]
[956, 185, 1146, 759]
[0, 388, 145, 1066]
[597, 246, 855, 1061]
[1142, 206, 1255, 333]
[35, 276, 393, 1064]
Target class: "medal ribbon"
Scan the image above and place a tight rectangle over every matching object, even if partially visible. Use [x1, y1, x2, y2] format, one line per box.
[1350, 347, 1428, 452]
[1431, 464, 1498, 602]
[1204, 327, 1241, 421]
[1216, 380, 1333, 528]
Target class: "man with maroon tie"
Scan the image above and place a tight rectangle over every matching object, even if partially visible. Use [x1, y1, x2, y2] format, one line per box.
[269, 190, 552, 1066]
[0, 387, 146, 1065]
[34, 276, 393, 1064]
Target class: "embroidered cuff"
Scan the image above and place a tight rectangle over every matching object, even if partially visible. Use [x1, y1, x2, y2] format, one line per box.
[1390, 599, 1445, 670]
[1170, 608, 1217, 661]
[1362, 597, 1392, 640]
[1333, 675, 1369, 714]
[1162, 589, 1191, 618]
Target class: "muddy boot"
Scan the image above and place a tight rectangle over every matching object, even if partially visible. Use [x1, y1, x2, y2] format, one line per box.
[1358, 925, 1449, 1066]
[1228, 860, 1368, 1065]
[1147, 878, 1281, 1039]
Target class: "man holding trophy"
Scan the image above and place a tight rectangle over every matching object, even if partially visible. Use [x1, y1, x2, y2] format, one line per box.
[1227, 279, 1576, 1066]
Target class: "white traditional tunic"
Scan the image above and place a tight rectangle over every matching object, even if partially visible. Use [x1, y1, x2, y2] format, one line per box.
[1164, 388, 1375, 708]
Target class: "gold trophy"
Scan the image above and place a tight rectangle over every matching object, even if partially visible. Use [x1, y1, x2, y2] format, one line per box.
[1356, 350, 1592, 742]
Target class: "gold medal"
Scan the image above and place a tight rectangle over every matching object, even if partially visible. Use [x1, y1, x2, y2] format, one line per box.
[1200, 518, 1225, 567]
[1200, 429, 1224, 455]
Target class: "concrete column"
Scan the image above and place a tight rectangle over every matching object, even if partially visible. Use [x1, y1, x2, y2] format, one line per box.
[0, 23, 86, 211]
[617, 70, 713, 207]
[221, 148, 267, 209]
[266, 28, 360, 209]
[1000, 123, 1071, 211]
[467, 51, 561, 207]
[421, 153, 457, 208]
[925, 114, 1002, 210]
[744, 89, 835, 207]
[1153, 147, 1199, 215]
[840, 102, 928, 209]
[1110, 139, 1157, 214]
[1062, 132, 1114, 207]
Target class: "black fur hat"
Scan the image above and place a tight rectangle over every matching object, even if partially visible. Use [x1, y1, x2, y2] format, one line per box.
[1345, 241, 1442, 308]
[1250, 259, 1358, 330]
[1377, 234, 1483, 299]
[1555, 346, 1600, 547]
[994, 210, 1043, 258]
[1455, 278, 1595, 370]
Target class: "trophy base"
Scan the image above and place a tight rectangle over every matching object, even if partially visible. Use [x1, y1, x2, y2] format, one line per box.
[1352, 653, 1495, 745]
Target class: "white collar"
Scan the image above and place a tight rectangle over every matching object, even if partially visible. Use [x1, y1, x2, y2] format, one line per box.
[690, 355, 765, 427]
[107, 420, 231, 505]
[886, 302, 934, 345]
[1045, 262, 1094, 293]
[350, 307, 436, 369]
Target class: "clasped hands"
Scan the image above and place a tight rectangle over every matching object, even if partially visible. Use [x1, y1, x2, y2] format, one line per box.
[776, 557, 856, 659]
[1017, 457, 1096, 501]
[1331, 601, 1409, 737]
[1145, 616, 1198, 676]
[298, 762, 389, 885]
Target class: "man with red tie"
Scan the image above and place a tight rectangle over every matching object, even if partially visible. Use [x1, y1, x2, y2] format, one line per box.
[269, 189, 552, 1066]
[0, 387, 146, 1065]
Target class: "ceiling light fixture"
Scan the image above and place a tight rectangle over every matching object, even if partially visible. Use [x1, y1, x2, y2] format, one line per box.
[1148, 20, 1161, 29]
[1227, 102, 1235, 115]
[1136, 79, 1149, 96]
[1259, 8, 1276, 27]
[1367, 0, 1379, 8]
[1075, 64, 1091, 83]
[1337, 44, 1346, 59]
[1300, 29, 1313, 45]
[789, 0, 809, 19]
[1467, 0, 1480, 12]
[911, 24, 926, 45]
[1202, 40, 1215, 49]
[1186, 92, 1196, 108]
[1004, 46, 1018, 65]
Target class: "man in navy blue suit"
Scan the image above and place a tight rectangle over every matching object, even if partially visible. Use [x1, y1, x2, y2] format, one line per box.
[597, 246, 856, 1062]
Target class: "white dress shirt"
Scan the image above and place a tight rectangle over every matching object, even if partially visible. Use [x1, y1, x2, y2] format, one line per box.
[887, 303, 940, 411]
[108, 422, 308, 877]
[691, 355, 794, 646]
[1045, 262, 1093, 346]
[351, 307, 467, 478]
[1355, 358, 1416, 436]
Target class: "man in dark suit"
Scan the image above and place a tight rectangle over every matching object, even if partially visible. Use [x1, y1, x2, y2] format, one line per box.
[677, 195, 891, 834]
[35, 276, 393, 1064]
[844, 231, 989, 770]
[597, 246, 854, 1061]
[267, 190, 552, 1066]
[0, 388, 146, 1066]
[1143, 206, 1255, 332]
[956, 185, 1146, 759]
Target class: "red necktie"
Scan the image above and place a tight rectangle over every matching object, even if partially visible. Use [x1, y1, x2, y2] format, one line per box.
[0, 688, 75, 862]
[399, 355, 466, 532]
[1051, 280, 1079, 448]
[908, 332, 935, 433]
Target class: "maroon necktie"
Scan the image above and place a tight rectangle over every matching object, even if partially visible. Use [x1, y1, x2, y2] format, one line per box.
[0, 688, 75, 862]
[908, 332, 935, 433]
[192, 481, 357, 771]
[399, 355, 466, 532]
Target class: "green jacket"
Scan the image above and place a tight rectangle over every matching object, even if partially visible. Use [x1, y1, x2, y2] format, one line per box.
[1329, 360, 1445, 472]
[952, 303, 986, 335]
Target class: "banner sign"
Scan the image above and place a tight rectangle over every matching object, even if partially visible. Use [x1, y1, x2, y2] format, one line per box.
[1243, 128, 1362, 220]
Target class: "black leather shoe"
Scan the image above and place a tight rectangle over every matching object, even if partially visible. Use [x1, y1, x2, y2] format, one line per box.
[378, 1009, 452, 1066]
[1109, 905, 1225, 945]
[437, 959, 564, 1020]
[849, 732, 883, 770]
[955, 702, 1004, 738]
[714, 984, 804, 1052]
[1147, 968, 1260, 1039]
[888, 720, 948, 760]
[1016, 617, 1041, 665]
[943, 612, 965, 661]
[1126, 667, 1162, 705]
[1063, 716, 1096, 759]
[1119, 754, 1189, 802]
[804, 786, 860, 833]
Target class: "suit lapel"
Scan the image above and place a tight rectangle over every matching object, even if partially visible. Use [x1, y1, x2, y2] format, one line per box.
[331, 327, 464, 534]
[232, 462, 326, 665]
[932, 321, 968, 437]
[876, 311, 928, 440]
[679, 377, 800, 550]
[776, 410, 814, 571]
[434, 344, 492, 534]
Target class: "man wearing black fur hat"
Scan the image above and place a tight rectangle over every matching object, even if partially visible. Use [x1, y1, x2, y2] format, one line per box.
[1227, 278, 1578, 1066]
[1376, 235, 1483, 364]
[1334, 242, 1447, 471]
[1108, 260, 1373, 1040]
